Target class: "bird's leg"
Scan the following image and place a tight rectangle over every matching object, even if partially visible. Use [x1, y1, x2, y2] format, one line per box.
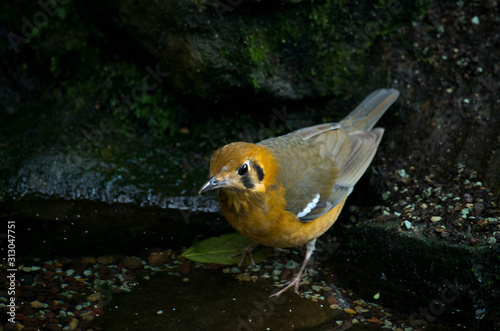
[231, 242, 258, 267]
[270, 239, 316, 298]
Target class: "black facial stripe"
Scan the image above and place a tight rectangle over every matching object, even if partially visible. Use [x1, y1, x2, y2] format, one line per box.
[241, 175, 255, 189]
[252, 162, 264, 181]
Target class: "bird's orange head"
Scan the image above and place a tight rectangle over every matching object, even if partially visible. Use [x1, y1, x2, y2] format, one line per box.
[199, 142, 279, 194]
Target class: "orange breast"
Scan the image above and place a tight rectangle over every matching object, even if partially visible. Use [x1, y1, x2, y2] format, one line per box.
[219, 191, 348, 248]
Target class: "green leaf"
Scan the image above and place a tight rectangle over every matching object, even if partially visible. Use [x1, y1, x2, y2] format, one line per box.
[181, 233, 267, 265]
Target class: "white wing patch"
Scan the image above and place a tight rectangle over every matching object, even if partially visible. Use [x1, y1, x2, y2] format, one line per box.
[297, 194, 320, 218]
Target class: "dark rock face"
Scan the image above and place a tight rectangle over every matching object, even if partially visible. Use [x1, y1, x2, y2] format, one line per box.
[118, 0, 428, 100]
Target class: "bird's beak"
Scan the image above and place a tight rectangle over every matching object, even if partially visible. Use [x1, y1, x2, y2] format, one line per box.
[199, 176, 226, 194]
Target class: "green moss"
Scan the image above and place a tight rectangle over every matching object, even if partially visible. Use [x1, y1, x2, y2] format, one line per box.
[3, 0, 181, 139]
[246, 29, 271, 66]
[234, 0, 431, 98]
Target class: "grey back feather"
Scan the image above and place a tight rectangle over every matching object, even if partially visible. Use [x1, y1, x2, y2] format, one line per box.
[258, 89, 399, 221]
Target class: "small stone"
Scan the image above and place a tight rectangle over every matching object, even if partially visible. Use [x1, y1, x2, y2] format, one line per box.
[404, 220, 412, 229]
[236, 273, 251, 282]
[182, 277, 189, 282]
[80, 310, 95, 321]
[250, 275, 259, 282]
[477, 219, 489, 229]
[122, 257, 143, 269]
[327, 295, 338, 305]
[329, 304, 339, 309]
[97, 255, 117, 265]
[311, 285, 323, 292]
[87, 292, 101, 302]
[344, 308, 356, 315]
[69, 318, 78, 330]
[431, 216, 442, 222]
[148, 251, 170, 267]
[30, 300, 45, 309]
[81, 257, 96, 264]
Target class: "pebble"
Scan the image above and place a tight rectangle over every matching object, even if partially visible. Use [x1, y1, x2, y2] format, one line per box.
[81, 257, 96, 264]
[97, 255, 117, 265]
[30, 300, 45, 309]
[311, 285, 323, 292]
[147, 251, 170, 266]
[431, 216, 442, 222]
[80, 310, 95, 321]
[344, 308, 356, 315]
[236, 273, 251, 282]
[123, 257, 144, 269]
[68, 318, 78, 330]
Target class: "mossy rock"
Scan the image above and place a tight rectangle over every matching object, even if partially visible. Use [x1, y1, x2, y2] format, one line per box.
[118, 0, 430, 100]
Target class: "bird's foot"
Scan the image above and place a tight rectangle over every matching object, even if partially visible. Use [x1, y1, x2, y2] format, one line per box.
[269, 240, 317, 297]
[269, 273, 304, 297]
[231, 242, 258, 267]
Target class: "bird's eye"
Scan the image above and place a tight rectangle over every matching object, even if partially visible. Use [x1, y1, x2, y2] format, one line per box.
[237, 163, 249, 176]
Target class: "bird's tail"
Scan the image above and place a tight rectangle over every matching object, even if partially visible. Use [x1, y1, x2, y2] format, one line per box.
[340, 89, 400, 132]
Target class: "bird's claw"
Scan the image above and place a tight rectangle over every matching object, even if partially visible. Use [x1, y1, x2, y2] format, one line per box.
[269, 274, 303, 297]
[231, 242, 258, 267]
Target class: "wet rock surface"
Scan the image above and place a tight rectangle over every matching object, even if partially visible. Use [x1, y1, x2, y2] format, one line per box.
[0, 247, 475, 330]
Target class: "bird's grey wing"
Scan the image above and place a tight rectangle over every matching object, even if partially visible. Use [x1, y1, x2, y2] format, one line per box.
[258, 127, 351, 221]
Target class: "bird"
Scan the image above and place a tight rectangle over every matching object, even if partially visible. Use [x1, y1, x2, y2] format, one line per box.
[199, 88, 399, 297]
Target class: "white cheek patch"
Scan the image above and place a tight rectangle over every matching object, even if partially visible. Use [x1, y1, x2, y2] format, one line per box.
[297, 194, 320, 218]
